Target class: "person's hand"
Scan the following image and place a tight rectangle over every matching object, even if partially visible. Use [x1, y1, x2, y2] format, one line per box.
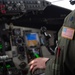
[28, 57, 49, 73]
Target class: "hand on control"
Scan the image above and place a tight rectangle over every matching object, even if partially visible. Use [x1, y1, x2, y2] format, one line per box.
[28, 57, 49, 73]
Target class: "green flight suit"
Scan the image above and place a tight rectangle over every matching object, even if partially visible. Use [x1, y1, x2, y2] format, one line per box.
[45, 10, 75, 75]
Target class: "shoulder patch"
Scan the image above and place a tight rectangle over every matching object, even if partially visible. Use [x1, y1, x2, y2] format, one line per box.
[61, 26, 74, 40]
[70, 16, 74, 21]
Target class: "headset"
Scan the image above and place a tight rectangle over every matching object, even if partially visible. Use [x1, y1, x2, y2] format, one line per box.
[70, 0, 75, 5]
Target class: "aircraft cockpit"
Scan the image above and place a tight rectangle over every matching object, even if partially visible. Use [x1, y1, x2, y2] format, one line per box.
[0, 0, 71, 75]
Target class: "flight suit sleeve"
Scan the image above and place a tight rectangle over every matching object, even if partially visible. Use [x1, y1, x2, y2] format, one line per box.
[45, 56, 55, 75]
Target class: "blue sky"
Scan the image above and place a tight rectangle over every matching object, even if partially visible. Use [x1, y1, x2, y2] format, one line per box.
[46, 0, 75, 10]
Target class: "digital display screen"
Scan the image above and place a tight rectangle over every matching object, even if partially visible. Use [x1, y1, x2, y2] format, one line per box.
[25, 33, 39, 47]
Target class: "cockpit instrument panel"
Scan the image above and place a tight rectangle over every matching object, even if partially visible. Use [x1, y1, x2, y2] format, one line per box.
[0, 23, 56, 75]
[0, 0, 51, 16]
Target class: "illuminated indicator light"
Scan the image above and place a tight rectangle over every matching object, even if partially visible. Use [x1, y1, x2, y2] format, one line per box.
[34, 53, 40, 58]
[0, 43, 3, 50]
[6, 65, 11, 68]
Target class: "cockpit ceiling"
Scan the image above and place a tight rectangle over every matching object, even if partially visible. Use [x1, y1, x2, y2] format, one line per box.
[0, 5, 71, 31]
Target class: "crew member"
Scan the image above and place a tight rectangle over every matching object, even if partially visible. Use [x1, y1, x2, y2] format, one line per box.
[29, 9, 75, 75]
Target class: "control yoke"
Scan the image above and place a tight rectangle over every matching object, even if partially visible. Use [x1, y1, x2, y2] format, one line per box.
[40, 26, 55, 55]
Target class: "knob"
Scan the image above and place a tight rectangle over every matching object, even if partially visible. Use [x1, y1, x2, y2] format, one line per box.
[7, 6, 13, 11]
[19, 62, 27, 69]
[18, 54, 25, 60]
[16, 37, 23, 44]
[16, 3, 21, 8]
[18, 46, 25, 52]
[8, 71, 12, 75]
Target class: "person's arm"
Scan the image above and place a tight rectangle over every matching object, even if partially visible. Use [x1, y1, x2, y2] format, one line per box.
[45, 56, 55, 75]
